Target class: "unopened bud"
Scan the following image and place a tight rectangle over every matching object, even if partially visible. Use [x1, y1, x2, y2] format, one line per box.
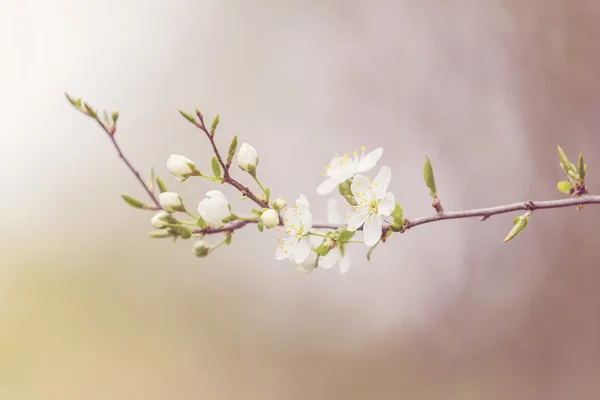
[260, 209, 279, 229]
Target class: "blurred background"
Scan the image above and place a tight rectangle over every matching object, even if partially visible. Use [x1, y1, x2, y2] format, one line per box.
[2, 0, 600, 398]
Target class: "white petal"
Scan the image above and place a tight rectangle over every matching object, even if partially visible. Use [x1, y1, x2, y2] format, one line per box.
[327, 197, 344, 224]
[275, 237, 297, 260]
[295, 263, 316, 275]
[319, 249, 342, 269]
[350, 175, 371, 200]
[347, 209, 369, 231]
[356, 147, 383, 173]
[297, 194, 310, 209]
[301, 210, 314, 234]
[363, 214, 383, 246]
[378, 192, 395, 216]
[290, 236, 311, 264]
[338, 254, 351, 274]
[316, 177, 341, 195]
[372, 167, 391, 198]
[206, 190, 227, 201]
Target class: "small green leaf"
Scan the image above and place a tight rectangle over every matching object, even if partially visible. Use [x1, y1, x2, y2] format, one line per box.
[557, 181, 573, 194]
[84, 103, 97, 119]
[179, 226, 192, 240]
[257, 221, 264, 232]
[578, 153, 585, 181]
[65, 93, 77, 106]
[111, 110, 119, 123]
[366, 241, 380, 261]
[221, 215, 235, 224]
[224, 234, 232, 245]
[315, 243, 330, 256]
[264, 187, 270, 201]
[557, 145, 575, 175]
[179, 110, 196, 124]
[423, 156, 437, 198]
[197, 216, 208, 229]
[149, 231, 171, 238]
[251, 209, 263, 216]
[338, 229, 356, 243]
[121, 195, 150, 210]
[103, 110, 110, 124]
[210, 114, 220, 136]
[338, 180, 357, 206]
[156, 177, 168, 193]
[388, 204, 405, 231]
[211, 156, 222, 178]
[147, 167, 155, 191]
[227, 135, 238, 163]
[504, 213, 530, 243]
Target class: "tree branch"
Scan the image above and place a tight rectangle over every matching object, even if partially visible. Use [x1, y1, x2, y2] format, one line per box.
[193, 110, 270, 209]
[93, 119, 162, 209]
[192, 195, 600, 236]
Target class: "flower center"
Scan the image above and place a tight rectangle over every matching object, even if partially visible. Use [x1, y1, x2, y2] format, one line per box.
[368, 199, 379, 214]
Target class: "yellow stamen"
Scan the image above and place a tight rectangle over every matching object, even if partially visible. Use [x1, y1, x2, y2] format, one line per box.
[361, 145, 366, 151]
[353, 150, 358, 156]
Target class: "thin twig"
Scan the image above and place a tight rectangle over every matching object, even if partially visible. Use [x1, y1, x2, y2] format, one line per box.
[94, 119, 161, 209]
[192, 195, 600, 236]
[194, 110, 269, 209]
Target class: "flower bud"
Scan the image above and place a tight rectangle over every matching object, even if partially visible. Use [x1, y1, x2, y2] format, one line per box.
[197, 190, 231, 227]
[271, 198, 286, 212]
[237, 143, 258, 172]
[167, 154, 196, 181]
[260, 209, 279, 229]
[159, 192, 185, 212]
[151, 211, 172, 229]
[193, 240, 212, 257]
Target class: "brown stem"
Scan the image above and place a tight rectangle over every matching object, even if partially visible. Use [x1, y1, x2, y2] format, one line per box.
[94, 119, 161, 209]
[194, 110, 269, 209]
[193, 195, 600, 236]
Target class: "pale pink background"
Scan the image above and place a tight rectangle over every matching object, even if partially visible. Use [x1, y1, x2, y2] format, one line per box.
[2, 0, 600, 398]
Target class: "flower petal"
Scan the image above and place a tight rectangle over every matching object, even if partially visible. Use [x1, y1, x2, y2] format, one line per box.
[338, 254, 351, 274]
[363, 214, 383, 246]
[316, 177, 341, 195]
[290, 236, 311, 264]
[356, 147, 383, 173]
[296, 263, 316, 275]
[327, 197, 344, 224]
[206, 190, 227, 201]
[378, 192, 395, 216]
[347, 209, 369, 231]
[319, 248, 342, 269]
[275, 237, 297, 260]
[297, 194, 310, 209]
[350, 175, 371, 201]
[301, 210, 314, 234]
[372, 167, 391, 198]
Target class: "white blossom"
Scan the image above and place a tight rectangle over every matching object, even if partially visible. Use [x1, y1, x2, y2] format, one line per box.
[317, 146, 383, 195]
[193, 240, 212, 257]
[318, 197, 352, 274]
[295, 248, 319, 274]
[261, 209, 280, 229]
[237, 143, 258, 172]
[151, 211, 171, 229]
[275, 195, 313, 264]
[347, 166, 395, 246]
[166, 154, 196, 181]
[159, 192, 185, 212]
[197, 190, 231, 228]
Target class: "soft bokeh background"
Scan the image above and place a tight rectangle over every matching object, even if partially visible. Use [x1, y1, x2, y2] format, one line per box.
[2, 0, 600, 398]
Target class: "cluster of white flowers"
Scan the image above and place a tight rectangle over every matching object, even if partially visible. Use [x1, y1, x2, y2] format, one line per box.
[275, 146, 396, 274]
[152, 137, 396, 275]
